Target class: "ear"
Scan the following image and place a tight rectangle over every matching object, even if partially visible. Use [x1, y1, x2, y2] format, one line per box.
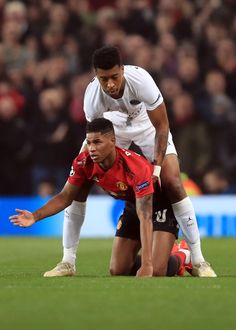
[111, 134, 116, 144]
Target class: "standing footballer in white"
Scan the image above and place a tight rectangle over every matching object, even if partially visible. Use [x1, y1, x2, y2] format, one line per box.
[44, 46, 216, 278]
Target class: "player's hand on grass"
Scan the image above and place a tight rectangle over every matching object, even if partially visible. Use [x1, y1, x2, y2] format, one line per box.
[9, 209, 36, 228]
[136, 265, 153, 278]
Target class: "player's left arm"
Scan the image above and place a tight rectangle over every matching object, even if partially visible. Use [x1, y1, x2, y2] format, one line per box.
[136, 67, 169, 176]
[135, 194, 153, 277]
[147, 102, 169, 181]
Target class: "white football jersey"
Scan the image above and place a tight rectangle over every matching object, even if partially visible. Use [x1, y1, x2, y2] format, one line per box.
[84, 65, 176, 161]
[84, 65, 163, 123]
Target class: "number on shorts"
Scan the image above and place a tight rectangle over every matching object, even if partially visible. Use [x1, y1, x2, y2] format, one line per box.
[155, 209, 167, 223]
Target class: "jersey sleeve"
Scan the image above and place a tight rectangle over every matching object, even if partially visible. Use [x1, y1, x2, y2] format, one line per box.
[67, 153, 88, 187]
[84, 78, 106, 121]
[134, 163, 154, 198]
[123, 149, 154, 198]
[132, 66, 164, 111]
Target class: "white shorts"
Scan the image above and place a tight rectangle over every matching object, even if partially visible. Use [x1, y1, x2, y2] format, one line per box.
[114, 121, 177, 162]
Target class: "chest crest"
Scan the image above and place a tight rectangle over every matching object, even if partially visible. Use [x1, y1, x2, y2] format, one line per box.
[116, 181, 128, 191]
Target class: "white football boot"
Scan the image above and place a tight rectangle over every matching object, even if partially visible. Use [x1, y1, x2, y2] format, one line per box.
[44, 262, 75, 277]
[192, 261, 217, 277]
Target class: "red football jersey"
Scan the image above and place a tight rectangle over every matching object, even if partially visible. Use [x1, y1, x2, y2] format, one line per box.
[68, 147, 154, 202]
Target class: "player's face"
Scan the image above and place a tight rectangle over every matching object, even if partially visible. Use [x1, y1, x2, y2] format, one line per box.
[96, 65, 125, 99]
[86, 132, 116, 168]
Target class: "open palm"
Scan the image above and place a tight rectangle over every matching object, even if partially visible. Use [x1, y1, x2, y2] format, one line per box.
[9, 209, 35, 228]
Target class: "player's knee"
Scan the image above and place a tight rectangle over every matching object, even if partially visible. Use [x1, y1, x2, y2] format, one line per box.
[110, 258, 133, 276]
[153, 255, 179, 276]
[110, 265, 126, 276]
[162, 175, 186, 201]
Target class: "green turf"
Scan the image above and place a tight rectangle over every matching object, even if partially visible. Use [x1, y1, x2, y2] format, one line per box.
[0, 237, 235, 330]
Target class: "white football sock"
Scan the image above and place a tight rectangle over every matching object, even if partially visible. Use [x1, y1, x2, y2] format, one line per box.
[63, 246, 77, 267]
[172, 197, 205, 265]
[62, 201, 86, 266]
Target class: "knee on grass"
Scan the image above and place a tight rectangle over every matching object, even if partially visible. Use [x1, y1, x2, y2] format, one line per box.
[153, 256, 179, 277]
[110, 266, 128, 276]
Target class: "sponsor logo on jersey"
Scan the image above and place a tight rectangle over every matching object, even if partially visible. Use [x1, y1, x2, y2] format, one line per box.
[130, 99, 141, 105]
[116, 181, 128, 191]
[136, 180, 150, 192]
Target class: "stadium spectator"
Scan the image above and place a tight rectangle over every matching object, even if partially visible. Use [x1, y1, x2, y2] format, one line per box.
[0, 89, 31, 195]
[3, 1, 29, 41]
[0, 77, 25, 113]
[214, 38, 236, 102]
[30, 87, 78, 194]
[215, 120, 236, 183]
[171, 92, 212, 181]
[37, 177, 57, 197]
[159, 76, 183, 121]
[177, 56, 202, 97]
[195, 69, 233, 122]
[202, 168, 236, 195]
[69, 72, 92, 148]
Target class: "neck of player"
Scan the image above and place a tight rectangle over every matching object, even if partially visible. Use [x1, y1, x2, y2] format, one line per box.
[99, 149, 117, 171]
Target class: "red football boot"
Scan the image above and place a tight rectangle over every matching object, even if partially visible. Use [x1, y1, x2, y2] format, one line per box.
[179, 240, 193, 275]
[171, 243, 185, 276]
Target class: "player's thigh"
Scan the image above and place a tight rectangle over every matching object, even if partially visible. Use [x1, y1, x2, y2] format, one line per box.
[152, 231, 176, 276]
[110, 237, 140, 275]
[132, 126, 155, 162]
[161, 154, 187, 202]
[110, 203, 141, 275]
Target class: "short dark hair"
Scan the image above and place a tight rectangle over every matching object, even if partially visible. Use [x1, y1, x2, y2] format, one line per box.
[86, 118, 115, 135]
[92, 46, 122, 70]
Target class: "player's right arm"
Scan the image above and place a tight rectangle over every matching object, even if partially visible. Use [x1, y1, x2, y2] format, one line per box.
[132, 66, 169, 180]
[9, 182, 80, 228]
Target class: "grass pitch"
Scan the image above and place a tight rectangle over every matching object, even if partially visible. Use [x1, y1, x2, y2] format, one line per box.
[0, 237, 235, 330]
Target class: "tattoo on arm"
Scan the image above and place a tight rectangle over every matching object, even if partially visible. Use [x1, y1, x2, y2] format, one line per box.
[155, 132, 168, 165]
[136, 194, 153, 220]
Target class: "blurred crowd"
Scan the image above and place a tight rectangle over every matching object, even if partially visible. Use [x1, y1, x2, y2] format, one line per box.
[0, 0, 236, 196]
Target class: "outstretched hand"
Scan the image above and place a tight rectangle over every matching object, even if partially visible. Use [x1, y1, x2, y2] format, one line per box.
[9, 209, 36, 228]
